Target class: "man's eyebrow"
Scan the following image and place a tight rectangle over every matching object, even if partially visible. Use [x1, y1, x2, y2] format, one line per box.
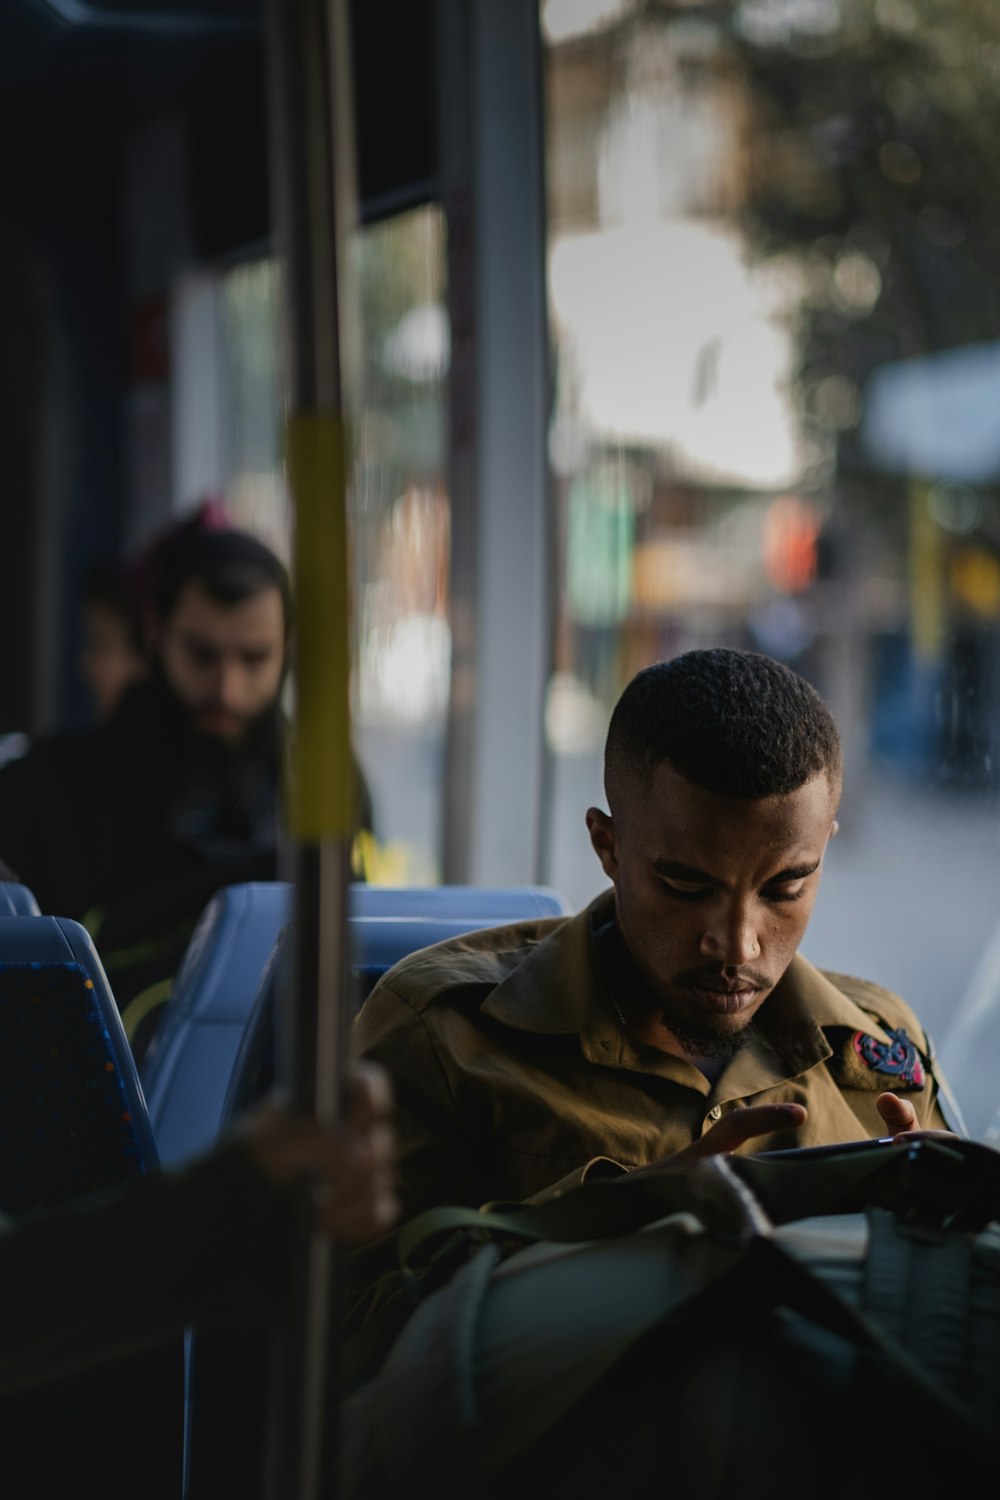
[650, 858, 821, 883]
[766, 860, 822, 883]
[650, 859, 717, 883]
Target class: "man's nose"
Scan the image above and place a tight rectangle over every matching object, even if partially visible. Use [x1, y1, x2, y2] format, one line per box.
[215, 660, 244, 709]
[698, 904, 761, 966]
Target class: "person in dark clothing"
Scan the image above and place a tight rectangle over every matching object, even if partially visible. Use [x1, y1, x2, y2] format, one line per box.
[0, 524, 374, 1060]
[0, 1058, 398, 1396]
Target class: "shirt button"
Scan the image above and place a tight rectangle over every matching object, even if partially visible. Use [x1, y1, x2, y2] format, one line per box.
[707, 1104, 722, 1122]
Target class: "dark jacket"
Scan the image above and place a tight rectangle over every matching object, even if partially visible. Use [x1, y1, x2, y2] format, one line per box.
[0, 672, 373, 1049]
[0, 1136, 301, 1400]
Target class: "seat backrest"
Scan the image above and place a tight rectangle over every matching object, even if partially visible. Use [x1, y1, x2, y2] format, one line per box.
[0, 915, 159, 1209]
[0, 880, 41, 916]
[0, 915, 183, 1497]
[140, 882, 294, 1169]
[143, 881, 570, 1168]
[351, 884, 569, 920]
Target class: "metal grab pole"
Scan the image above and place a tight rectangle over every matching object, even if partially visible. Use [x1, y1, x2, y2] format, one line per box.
[261, 0, 360, 1497]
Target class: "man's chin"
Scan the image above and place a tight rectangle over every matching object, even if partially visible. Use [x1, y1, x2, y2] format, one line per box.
[659, 1008, 755, 1060]
[194, 714, 249, 744]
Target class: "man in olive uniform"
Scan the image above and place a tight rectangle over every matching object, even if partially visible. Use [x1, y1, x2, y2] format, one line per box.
[351, 648, 959, 1232]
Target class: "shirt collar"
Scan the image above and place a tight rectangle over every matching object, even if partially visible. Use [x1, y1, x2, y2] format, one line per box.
[768, 954, 895, 1040]
[479, 889, 894, 1055]
[479, 889, 615, 1034]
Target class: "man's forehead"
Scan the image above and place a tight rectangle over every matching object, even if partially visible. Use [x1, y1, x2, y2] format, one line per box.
[620, 761, 839, 827]
[167, 579, 286, 646]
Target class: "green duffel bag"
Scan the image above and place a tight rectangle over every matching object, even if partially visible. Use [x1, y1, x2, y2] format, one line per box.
[342, 1135, 1000, 1500]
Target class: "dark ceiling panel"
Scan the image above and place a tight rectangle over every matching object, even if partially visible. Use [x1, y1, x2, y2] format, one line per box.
[68, 0, 256, 14]
[0, 0, 438, 225]
[0, 0, 258, 124]
[351, 0, 437, 220]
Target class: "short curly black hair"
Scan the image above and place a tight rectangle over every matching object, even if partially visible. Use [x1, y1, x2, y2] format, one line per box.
[605, 648, 842, 807]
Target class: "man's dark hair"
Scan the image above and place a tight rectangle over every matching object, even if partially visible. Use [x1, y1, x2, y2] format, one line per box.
[605, 648, 843, 806]
[152, 527, 293, 636]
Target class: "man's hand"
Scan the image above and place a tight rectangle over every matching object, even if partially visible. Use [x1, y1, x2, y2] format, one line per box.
[876, 1090, 959, 1144]
[629, 1103, 808, 1178]
[234, 1060, 400, 1246]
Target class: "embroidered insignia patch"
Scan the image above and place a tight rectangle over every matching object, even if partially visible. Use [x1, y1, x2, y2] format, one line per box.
[852, 1027, 925, 1088]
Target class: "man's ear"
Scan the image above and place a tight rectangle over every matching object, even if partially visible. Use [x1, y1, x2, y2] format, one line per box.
[586, 807, 619, 881]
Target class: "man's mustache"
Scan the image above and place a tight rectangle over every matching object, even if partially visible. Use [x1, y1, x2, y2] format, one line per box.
[672, 966, 773, 992]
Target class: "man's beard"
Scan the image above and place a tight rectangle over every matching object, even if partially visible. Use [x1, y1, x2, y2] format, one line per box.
[190, 709, 258, 752]
[653, 1002, 756, 1061]
[595, 909, 760, 1061]
[141, 661, 280, 741]
[170, 685, 280, 763]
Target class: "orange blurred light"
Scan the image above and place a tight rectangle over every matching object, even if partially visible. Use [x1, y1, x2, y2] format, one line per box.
[763, 494, 818, 593]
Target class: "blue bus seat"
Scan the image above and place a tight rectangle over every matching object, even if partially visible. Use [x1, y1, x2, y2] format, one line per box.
[0, 915, 183, 1497]
[143, 881, 569, 1168]
[348, 907, 567, 1002]
[139, 882, 294, 1170]
[0, 880, 41, 915]
[352, 884, 569, 920]
[0, 915, 159, 1206]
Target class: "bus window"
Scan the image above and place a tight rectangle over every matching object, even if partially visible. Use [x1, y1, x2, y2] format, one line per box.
[205, 210, 451, 887]
[351, 205, 450, 885]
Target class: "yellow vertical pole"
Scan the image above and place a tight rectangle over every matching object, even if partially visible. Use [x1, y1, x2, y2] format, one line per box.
[261, 0, 359, 1496]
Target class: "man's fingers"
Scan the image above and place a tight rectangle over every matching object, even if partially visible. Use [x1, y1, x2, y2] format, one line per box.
[634, 1103, 807, 1177]
[236, 1073, 400, 1249]
[876, 1091, 918, 1135]
[697, 1102, 807, 1155]
[890, 1129, 961, 1144]
[345, 1059, 395, 1126]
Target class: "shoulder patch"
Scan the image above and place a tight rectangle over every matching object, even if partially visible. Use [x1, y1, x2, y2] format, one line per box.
[824, 1024, 929, 1091]
[851, 1026, 929, 1086]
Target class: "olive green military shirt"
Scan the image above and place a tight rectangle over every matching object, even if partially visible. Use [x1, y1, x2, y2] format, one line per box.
[351, 889, 953, 1224]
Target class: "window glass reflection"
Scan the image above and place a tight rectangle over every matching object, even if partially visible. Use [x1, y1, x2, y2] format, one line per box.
[351, 205, 450, 885]
[217, 206, 449, 886]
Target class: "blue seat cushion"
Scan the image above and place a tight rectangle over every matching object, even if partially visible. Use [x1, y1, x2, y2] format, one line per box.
[0, 961, 152, 1215]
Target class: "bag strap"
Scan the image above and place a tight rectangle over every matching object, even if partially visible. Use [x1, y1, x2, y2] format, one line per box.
[396, 1153, 772, 1284]
[343, 1157, 764, 1385]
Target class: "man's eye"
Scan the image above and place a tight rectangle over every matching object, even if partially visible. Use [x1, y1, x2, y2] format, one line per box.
[765, 885, 805, 904]
[661, 880, 709, 900]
